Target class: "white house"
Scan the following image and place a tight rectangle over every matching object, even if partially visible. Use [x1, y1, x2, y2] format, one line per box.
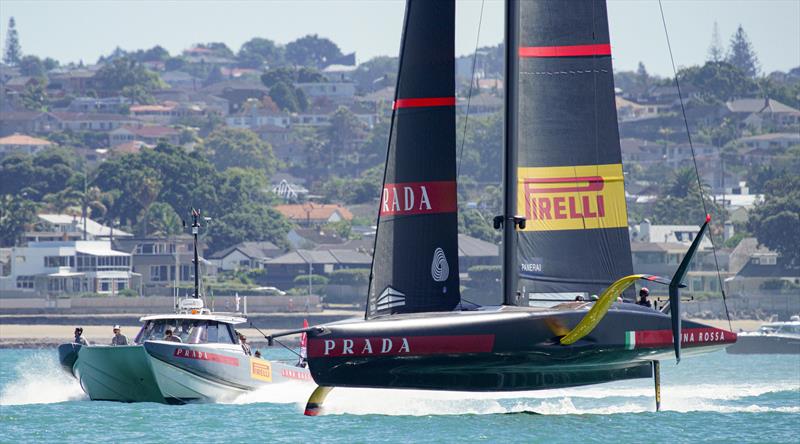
[26, 214, 132, 243]
[0, 241, 139, 296]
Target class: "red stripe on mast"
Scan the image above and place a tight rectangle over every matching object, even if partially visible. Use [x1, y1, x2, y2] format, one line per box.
[519, 43, 611, 58]
[393, 96, 456, 110]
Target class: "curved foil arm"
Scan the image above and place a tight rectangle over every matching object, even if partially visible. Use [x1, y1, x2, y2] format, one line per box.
[559, 274, 666, 345]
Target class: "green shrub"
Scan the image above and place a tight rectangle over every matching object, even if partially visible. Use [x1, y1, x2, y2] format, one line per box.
[293, 274, 329, 286]
[118, 288, 138, 297]
[328, 268, 370, 285]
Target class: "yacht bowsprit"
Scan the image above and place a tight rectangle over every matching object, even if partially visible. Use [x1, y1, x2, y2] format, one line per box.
[268, 0, 737, 416]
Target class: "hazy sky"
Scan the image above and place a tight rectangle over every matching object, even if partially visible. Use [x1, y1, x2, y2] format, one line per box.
[1, 0, 798, 76]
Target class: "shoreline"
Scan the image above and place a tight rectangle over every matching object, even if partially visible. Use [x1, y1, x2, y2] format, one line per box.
[0, 316, 764, 349]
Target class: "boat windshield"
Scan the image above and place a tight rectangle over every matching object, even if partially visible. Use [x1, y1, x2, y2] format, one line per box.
[135, 319, 237, 345]
[776, 324, 800, 335]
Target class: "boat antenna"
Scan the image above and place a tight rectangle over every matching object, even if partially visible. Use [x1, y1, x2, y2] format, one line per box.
[190, 208, 201, 299]
[658, 0, 732, 331]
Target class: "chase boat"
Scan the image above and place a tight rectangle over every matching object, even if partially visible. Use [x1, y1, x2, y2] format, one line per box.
[58, 209, 312, 403]
[726, 318, 800, 354]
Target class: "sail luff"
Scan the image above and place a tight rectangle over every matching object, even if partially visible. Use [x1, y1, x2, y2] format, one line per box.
[501, 0, 520, 306]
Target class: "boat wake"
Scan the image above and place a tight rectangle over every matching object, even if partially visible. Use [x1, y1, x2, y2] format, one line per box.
[309, 381, 800, 416]
[0, 351, 86, 406]
[227, 380, 317, 405]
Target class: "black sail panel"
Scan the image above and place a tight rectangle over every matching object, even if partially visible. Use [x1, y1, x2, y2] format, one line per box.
[366, 0, 460, 318]
[513, 0, 633, 301]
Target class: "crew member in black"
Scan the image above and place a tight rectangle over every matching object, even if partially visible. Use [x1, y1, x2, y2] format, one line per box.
[637, 287, 652, 308]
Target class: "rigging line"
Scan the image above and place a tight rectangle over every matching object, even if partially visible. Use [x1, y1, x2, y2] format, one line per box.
[658, 0, 733, 332]
[456, 0, 486, 178]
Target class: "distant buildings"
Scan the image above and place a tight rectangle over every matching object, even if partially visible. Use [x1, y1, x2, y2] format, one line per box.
[275, 203, 354, 227]
[0, 240, 139, 297]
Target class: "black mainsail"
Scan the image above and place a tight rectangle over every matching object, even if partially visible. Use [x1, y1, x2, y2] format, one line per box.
[507, 0, 634, 303]
[366, 0, 460, 318]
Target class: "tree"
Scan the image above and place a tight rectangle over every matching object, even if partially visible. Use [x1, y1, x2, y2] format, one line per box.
[268, 81, 300, 112]
[201, 128, 276, 174]
[0, 195, 37, 247]
[3, 17, 22, 65]
[141, 202, 182, 236]
[285, 34, 343, 68]
[352, 56, 398, 93]
[749, 173, 800, 265]
[93, 57, 164, 100]
[323, 106, 367, 172]
[726, 25, 759, 78]
[238, 37, 283, 68]
[707, 21, 724, 62]
[205, 204, 291, 252]
[19, 55, 45, 77]
[20, 81, 47, 111]
[677, 61, 758, 103]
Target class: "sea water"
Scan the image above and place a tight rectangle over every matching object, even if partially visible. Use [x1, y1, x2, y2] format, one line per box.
[0, 348, 797, 443]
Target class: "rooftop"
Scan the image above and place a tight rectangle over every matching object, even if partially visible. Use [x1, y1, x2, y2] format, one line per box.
[0, 133, 54, 146]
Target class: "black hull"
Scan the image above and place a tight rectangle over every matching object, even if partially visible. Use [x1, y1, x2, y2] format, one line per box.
[306, 304, 735, 391]
[726, 335, 800, 354]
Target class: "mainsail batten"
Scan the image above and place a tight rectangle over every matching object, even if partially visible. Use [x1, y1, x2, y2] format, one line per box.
[366, 0, 460, 318]
[511, 0, 634, 301]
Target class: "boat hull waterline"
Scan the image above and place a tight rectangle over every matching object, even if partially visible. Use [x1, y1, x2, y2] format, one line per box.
[306, 304, 736, 391]
[144, 341, 313, 403]
[57, 342, 313, 403]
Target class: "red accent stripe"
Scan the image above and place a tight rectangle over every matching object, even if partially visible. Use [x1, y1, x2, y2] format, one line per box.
[393, 96, 456, 110]
[519, 43, 611, 58]
[173, 348, 240, 366]
[308, 335, 495, 358]
[380, 181, 457, 216]
[634, 328, 737, 349]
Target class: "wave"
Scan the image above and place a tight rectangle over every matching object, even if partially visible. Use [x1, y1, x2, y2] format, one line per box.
[296, 381, 799, 416]
[0, 352, 86, 406]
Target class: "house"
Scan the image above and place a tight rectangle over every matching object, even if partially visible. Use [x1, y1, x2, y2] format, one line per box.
[296, 82, 356, 103]
[49, 112, 141, 132]
[25, 214, 132, 244]
[629, 241, 728, 294]
[3, 76, 38, 93]
[726, 98, 800, 128]
[665, 143, 718, 167]
[129, 102, 205, 124]
[735, 132, 800, 151]
[321, 64, 357, 82]
[630, 219, 712, 248]
[66, 96, 132, 113]
[109, 125, 180, 146]
[112, 236, 211, 296]
[208, 241, 283, 271]
[276, 203, 353, 227]
[726, 252, 800, 296]
[457, 93, 503, 117]
[161, 71, 200, 90]
[0, 111, 59, 136]
[287, 227, 349, 249]
[615, 96, 665, 122]
[263, 249, 371, 287]
[0, 240, 139, 297]
[620, 138, 665, 164]
[225, 107, 291, 129]
[0, 133, 54, 156]
[457, 234, 500, 270]
[47, 69, 98, 95]
[200, 79, 269, 114]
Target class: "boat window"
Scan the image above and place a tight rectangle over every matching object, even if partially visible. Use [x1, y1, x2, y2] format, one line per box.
[136, 319, 239, 344]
